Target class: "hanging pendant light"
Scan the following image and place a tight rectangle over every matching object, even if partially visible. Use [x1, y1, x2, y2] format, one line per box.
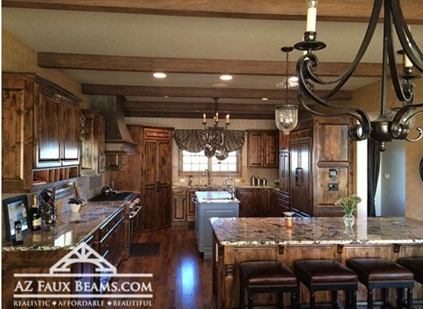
[275, 46, 299, 135]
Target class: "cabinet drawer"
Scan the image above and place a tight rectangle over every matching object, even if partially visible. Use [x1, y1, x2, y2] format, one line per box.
[99, 207, 125, 238]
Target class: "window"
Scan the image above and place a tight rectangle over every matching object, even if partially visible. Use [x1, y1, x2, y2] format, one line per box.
[180, 150, 240, 175]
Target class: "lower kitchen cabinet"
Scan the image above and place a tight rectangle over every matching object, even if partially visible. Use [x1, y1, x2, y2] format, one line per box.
[172, 188, 187, 222]
[235, 187, 269, 217]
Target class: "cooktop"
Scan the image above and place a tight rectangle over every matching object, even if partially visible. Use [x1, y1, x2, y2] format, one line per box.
[89, 192, 134, 202]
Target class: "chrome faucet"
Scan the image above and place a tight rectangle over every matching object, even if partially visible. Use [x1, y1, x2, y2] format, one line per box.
[202, 169, 213, 186]
[222, 177, 235, 199]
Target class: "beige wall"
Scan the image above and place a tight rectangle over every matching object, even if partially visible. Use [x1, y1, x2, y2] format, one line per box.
[125, 117, 280, 187]
[2, 27, 89, 108]
[349, 79, 423, 220]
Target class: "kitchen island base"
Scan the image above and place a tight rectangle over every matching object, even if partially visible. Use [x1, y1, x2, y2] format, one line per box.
[211, 218, 423, 309]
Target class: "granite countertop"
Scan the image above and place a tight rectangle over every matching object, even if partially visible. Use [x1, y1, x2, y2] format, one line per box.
[210, 217, 423, 246]
[196, 191, 240, 204]
[2, 201, 127, 252]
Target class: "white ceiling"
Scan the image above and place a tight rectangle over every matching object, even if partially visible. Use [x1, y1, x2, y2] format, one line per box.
[3, 7, 423, 97]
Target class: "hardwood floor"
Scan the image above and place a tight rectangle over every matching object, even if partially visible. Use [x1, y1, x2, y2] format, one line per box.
[101, 227, 213, 309]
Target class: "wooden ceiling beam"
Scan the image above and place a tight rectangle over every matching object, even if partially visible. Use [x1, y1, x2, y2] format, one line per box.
[38, 52, 383, 78]
[123, 111, 274, 120]
[124, 101, 278, 113]
[4, 0, 423, 24]
[81, 84, 352, 101]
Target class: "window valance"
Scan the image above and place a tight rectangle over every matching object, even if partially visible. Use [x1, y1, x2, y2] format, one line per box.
[173, 130, 246, 153]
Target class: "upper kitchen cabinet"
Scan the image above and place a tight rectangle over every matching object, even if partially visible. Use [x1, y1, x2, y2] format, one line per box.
[2, 73, 81, 192]
[81, 110, 106, 176]
[247, 130, 279, 168]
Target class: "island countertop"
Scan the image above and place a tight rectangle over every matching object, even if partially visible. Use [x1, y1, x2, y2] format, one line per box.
[210, 217, 423, 246]
[2, 201, 127, 252]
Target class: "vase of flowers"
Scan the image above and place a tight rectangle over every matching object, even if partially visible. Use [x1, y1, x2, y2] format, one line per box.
[335, 195, 361, 229]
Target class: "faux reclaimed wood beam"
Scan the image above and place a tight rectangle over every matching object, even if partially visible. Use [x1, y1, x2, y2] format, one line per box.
[123, 111, 274, 120]
[38, 52, 383, 78]
[124, 101, 278, 113]
[81, 85, 352, 101]
[4, 0, 423, 24]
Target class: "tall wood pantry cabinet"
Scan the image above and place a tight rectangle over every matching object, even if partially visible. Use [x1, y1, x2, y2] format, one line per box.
[282, 116, 355, 217]
[2, 73, 81, 192]
[110, 126, 174, 231]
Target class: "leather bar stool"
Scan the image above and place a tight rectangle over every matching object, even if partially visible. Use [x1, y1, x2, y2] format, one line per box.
[346, 258, 414, 309]
[398, 257, 423, 307]
[294, 260, 358, 309]
[239, 261, 298, 309]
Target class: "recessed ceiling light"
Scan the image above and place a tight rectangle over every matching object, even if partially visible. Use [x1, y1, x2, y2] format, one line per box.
[262, 98, 269, 101]
[288, 76, 299, 83]
[212, 83, 229, 88]
[153, 72, 167, 79]
[220, 75, 233, 81]
[164, 95, 169, 98]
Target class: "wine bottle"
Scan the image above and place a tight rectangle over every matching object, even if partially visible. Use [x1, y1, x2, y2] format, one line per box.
[30, 194, 42, 231]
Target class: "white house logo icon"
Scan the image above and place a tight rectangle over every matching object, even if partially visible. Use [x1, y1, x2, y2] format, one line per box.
[13, 242, 153, 302]
[50, 243, 117, 275]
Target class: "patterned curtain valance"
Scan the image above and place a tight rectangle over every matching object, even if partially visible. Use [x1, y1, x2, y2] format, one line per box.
[173, 130, 246, 153]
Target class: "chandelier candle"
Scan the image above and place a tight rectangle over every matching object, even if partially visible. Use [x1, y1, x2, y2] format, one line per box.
[306, 0, 318, 32]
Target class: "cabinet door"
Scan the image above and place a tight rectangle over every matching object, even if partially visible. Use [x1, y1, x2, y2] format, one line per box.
[62, 101, 80, 166]
[35, 85, 62, 168]
[279, 131, 290, 152]
[279, 152, 290, 195]
[143, 186, 157, 231]
[290, 140, 312, 216]
[236, 188, 260, 217]
[98, 115, 106, 173]
[144, 141, 158, 186]
[247, 132, 263, 167]
[263, 132, 278, 167]
[187, 191, 196, 221]
[173, 194, 187, 222]
[157, 185, 171, 228]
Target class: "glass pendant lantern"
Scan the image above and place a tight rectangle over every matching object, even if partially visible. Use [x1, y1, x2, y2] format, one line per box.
[275, 104, 299, 135]
[275, 46, 299, 135]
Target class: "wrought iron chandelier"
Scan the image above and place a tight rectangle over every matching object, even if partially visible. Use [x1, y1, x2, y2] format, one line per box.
[202, 98, 230, 158]
[285, 0, 423, 151]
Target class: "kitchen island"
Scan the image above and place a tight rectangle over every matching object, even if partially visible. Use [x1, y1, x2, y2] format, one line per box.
[211, 217, 423, 309]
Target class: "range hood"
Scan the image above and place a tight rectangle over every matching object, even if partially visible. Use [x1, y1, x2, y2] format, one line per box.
[90, 95, 137, 155]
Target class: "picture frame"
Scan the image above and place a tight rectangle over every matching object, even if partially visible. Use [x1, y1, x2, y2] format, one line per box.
[3, 195, 30, 241]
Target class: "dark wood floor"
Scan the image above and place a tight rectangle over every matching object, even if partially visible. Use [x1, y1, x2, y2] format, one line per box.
[102, 227, 213, 309]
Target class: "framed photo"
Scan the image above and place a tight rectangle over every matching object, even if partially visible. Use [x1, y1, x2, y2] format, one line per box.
[3, 195, 30, 241]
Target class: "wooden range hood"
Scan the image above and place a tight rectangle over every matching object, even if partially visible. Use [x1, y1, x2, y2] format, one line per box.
[90, 95, 137, 155]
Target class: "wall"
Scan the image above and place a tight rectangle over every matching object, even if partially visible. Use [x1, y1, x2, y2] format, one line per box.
[348, 78, 423, 220]
[124, 117, 280, 187]
[2, 28, 90, 108]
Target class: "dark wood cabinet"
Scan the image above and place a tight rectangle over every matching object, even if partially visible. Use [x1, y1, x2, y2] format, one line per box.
[235, 187, 267, 217]
[81, 110, 106, 175]
[279, 131, 290, 152]
[61, 100, 80, 166]
[172, 188, 187, 222]
[267, 189, 289, 217]
[35, 85, 62, 168]
[247, 130, 279, 168]
[2, 73, 81, 192]
[290, 137, 312, 216]
[279, 152, 290, 195]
